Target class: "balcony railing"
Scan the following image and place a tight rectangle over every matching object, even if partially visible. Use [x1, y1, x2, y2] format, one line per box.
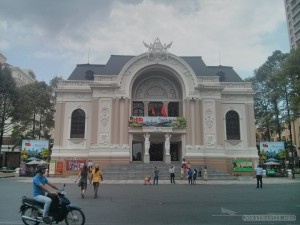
[129, 116, 186, 128]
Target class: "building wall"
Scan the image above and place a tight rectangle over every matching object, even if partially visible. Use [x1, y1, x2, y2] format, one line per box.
[52, 53, 257, 174]
[284, 0, 300, 49]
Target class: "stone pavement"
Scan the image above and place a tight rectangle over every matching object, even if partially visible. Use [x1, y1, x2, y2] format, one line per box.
[2, 173, 300, 185]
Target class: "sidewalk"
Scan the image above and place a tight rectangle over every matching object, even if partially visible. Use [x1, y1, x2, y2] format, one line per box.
[3, 174, 300, 185]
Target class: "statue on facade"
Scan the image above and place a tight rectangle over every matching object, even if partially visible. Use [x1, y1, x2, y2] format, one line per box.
[143, 37, 172, 61]
[144, 133, 150, 155]
[165, 133, 172, 155]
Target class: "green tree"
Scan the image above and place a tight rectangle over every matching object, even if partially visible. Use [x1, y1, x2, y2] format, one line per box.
[250, 50, 288, 141]
[12, 81, 55, 140]
[0, 65, 18, 153]
[281, 47, 300, 117]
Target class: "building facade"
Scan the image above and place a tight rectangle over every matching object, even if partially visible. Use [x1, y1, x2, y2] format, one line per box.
[284, 0, 300, 49]
[52, 39, 257, 174]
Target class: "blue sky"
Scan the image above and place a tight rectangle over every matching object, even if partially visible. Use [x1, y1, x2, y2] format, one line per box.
[0, 0, 290, 84]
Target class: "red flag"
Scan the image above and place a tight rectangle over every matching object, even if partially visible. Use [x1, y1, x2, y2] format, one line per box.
[161, 103, 167, 117]
[151, 104, 155, 116]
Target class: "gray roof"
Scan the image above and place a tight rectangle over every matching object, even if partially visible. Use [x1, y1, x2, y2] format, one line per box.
[68, 55, 243, 82]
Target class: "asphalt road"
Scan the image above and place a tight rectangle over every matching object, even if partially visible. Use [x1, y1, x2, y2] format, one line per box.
[0, 178, 299, 225]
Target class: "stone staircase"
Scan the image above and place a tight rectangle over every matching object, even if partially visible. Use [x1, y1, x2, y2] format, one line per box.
[102, 162, 238, 180]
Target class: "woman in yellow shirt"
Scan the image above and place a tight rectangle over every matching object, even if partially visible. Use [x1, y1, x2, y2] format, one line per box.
[90, 164, 103, 198]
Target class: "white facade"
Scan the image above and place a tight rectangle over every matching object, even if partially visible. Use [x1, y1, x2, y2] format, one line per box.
[53, 39, 257, 174]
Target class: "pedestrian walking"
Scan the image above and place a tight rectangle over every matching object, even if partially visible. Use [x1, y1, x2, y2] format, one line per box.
[192, 169, 197, 184]
[169, 165, 175, 184]
[187, 168, 193, 184]
[87, 160, 93, 170]
[255, 164, 263, 188]
[203, 166, 208, 181]
[90, 164, 103, 198]
[153, 166, 159, 185]
[292, 168, 296, 179]
[75, 163, 88, 198]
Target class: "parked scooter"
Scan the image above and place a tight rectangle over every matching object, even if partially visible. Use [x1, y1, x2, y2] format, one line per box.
[20, 184, 85, 225]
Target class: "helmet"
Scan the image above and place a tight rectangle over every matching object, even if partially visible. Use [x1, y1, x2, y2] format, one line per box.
[36, 164, 47, 173]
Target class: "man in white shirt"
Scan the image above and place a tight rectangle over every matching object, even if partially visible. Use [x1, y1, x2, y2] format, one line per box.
[169, 165, 175, 184]
[255, 164, 263, 188]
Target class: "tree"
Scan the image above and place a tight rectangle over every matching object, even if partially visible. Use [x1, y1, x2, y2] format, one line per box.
[250, 50, 288, 141]
[281, 47, 300, 117]
[12, 81, 55, 140]
[0, 65, 18, 154]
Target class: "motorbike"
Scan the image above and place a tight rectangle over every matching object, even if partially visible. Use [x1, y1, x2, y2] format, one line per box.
[19, 184, 85, 225]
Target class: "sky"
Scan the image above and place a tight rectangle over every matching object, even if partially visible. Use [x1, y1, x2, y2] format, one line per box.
[0, 0, 290, 84]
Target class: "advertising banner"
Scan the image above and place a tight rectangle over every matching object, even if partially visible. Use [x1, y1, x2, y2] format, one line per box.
[65, 160, 86, 171]
[21, 140, 49, 159]
[232, 159, 253, 172]
[129, 116, 186, 128]
[259, 142, 285, 158]
[49, 160, 56, 175]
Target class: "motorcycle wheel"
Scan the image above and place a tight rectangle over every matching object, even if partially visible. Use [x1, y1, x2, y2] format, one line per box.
[21, 207, 40, 225]
[65, 208, 85, 225]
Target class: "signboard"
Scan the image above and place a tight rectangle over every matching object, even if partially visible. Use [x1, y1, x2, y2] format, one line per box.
[65, 160, 86, 171]
[232, 159, 253, 172]
[260, 142, 285, 158]
[56, 161, 63, 175]
[129, 116, 186, 128]
[49, 160, 56, 175]
[19, 162, 27, 176]
[21, 140, 49, 159]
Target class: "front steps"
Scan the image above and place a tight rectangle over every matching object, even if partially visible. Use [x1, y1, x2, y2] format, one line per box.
[102, 162, 238, 180]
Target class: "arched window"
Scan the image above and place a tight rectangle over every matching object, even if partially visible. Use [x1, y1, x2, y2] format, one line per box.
[226, 110, 240, 140]
[70, 109, 86, 138]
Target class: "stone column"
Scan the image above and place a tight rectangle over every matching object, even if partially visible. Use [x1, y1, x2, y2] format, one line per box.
[164, 133, 171, 164]
[144, 133, 150, 163]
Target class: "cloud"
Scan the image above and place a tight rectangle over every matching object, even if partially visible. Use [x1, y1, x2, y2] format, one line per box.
[0, 0, 289, 82]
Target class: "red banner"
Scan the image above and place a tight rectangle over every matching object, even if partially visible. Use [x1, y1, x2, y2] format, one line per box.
[161, 103, 167, 117]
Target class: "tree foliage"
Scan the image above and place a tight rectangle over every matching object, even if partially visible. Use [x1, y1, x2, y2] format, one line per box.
[12, 81, 55, 140]
[249, 48, 300, 146]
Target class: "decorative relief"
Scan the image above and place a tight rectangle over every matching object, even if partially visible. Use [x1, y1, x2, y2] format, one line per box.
[100, 107, 109, 126]
[143, 37, 172, 62]
[205, 109, 214, 128]
[99, 134, 109, 145]
[206, 135, 216, 146]
[135, 77, 177, 99]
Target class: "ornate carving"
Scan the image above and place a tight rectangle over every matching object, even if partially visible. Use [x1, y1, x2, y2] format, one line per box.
[205, 109, 214, 128]
[99, 134, 109, 145]
[143, 37, 172, 62]
[206, 135, 216, 146]
[100, 107, 109, 126]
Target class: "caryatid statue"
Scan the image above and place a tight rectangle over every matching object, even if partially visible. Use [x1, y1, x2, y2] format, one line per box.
[165, 133, 172, 155]
[144, 133, 150, 155]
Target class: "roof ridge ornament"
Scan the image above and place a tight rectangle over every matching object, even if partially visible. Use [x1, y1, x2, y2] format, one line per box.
[143, 37, 172, 62]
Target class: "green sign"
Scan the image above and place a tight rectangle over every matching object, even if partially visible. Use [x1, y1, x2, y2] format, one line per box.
[232, 159, 253, 172]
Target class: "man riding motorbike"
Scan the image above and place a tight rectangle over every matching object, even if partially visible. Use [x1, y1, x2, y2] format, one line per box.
[33, 164, 58, 224]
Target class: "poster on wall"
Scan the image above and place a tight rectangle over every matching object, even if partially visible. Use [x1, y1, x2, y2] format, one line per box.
[65, 160, 86, 171]
[56, 162, 63, 175]
[259, 142, 285, 159]
[232, 159, 253, 172]
[21, 140, 49, 159]
[49, 160, 56, 175]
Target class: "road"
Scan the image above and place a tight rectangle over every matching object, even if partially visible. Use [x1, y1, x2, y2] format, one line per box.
[0, 178, 299, 225]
